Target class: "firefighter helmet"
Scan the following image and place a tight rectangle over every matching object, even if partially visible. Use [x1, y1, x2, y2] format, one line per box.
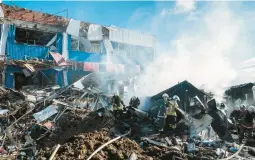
[235, 105, 240, 110]
[162, 93, 169, 98]
[172, 95, 180, 101]
[247, 105, 255, 113]
[220, 103, 225, 109]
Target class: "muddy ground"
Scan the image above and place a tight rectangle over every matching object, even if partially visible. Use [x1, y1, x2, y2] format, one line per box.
[35, 109, 217, 160]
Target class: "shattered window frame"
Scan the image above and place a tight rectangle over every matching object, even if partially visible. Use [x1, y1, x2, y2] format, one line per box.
[14, 27, 56, 46]
[14, 72, 57, 90]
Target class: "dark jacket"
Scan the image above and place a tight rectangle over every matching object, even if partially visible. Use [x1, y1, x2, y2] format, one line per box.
[129, 97, 140, 108]
[230, 110, 244, 120]
[244, 111, 255, 125]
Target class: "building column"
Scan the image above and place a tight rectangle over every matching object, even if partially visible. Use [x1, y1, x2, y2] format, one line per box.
[62, 33, 69, 86]
[0, 24, 10, 87]
[103, 39, 113, 63]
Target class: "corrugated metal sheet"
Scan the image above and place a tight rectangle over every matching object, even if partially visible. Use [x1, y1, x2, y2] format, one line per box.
[69, 51, 106, 62]
[110, 41, 153, 66]
[7, 42, 50, 60]
[108, 26, 155, 48]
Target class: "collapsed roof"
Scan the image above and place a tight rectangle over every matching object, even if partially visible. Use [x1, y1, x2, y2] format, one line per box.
[151, 80, 208, 102]
[225, 82, 254, 95]
[0, 4, 69, 28]
[0, 3, 109, 34]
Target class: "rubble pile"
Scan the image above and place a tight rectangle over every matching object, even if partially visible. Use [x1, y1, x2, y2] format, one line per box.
[9, 59, 55, 69]
[37, 130, 148, 160]
[0, 87, 31, 119]
[0, 78, 253, 160]
[37, 109, 115, 148]
[1, 3, 69, 27]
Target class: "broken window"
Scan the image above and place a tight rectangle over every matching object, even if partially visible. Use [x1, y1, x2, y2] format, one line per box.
[71, 35, 96, 53]
[71, 36, 87, 52]
[91, 42, 100, 53]
[14, 72, 56, 90]
[15, 27, 56, 46]
[71, 36, 79, 51]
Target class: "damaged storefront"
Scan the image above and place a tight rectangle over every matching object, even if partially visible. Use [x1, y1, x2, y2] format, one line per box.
[2, 19, 66, 89]
[0, 4, 147, 92]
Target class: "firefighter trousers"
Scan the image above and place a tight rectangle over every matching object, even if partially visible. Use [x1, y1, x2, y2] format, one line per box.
[164, 115, 177, 132]
[113, 110, 123, 118]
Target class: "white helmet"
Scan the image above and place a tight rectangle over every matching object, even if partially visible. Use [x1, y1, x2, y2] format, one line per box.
[235, 105, 240, 110]
[247, 106, 255, 113]
[172, 95, 180, 101]
[240, 104, 246, 110]
[162, 93, 169, 98]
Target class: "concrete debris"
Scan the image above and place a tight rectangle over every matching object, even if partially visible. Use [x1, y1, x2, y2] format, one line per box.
[1, 4, 69, 28]
[0, 81, 252, 160]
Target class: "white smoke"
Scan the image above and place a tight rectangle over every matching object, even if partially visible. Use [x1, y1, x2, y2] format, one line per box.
[129, 2, 255, 100]
[161, 0, 196, 16]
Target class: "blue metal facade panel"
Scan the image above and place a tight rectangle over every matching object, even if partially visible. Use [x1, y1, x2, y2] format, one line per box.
[67, 35, 106, 62]
[56, 71, 64, 87]
[5, 66, 21, 88]
[56, 33, 63, 54]
[69, 51, 106, 62]
[7, 42, 50, 60]
[6, 73, 13, 88]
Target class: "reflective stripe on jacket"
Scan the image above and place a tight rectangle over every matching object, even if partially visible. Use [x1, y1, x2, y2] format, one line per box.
[112, 104, 123, 111]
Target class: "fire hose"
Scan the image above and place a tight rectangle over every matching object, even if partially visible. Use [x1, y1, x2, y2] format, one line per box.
[218, 144, 245, 160]
[86, 121, 131, 160]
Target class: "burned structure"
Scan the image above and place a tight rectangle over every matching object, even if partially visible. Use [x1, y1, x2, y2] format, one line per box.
[0, 4, 155, 93]
[225, 82, 255, 111]
[149, 80, 210, 113]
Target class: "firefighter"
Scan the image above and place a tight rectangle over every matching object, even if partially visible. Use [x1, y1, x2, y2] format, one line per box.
[163, 93, 179, 133]
[111, 93, 125, 118]
[230, 105, 245, 122]
[125, 96, 140, 119]
[219, 103, 227, 116]
[240, 104, 246, 114]
[129, 96, 140, 109]
[239, 105, 255, 143]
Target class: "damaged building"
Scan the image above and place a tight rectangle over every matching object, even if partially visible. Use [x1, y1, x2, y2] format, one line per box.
[225, 82, 255, 110]
[0, 4, 155, 93]
[148, 80, 211, 113]
[0, 3, 253, 160]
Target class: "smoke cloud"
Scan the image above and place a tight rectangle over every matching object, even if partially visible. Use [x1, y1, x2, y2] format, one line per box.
[126, 1, 255, 101]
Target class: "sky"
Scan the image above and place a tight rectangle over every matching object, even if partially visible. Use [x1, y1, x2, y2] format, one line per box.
[3, 1, 255, 99]
[3, 1, 200, 44]
[3, 1, 255, 51]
